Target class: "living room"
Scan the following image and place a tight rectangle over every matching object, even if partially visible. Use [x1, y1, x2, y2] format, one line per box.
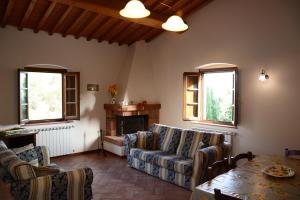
[0, 0, 300, 199]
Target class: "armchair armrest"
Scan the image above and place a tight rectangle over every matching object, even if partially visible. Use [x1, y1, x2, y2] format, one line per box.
[11, 167, 93, 200]
[124, 133, 138, 155]
[192, 145, 224, 186]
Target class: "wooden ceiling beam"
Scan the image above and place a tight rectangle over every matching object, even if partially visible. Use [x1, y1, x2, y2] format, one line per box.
[75, 14, 99, 39]
[63, 9, 88, 37]
[144, 0, 211, 43]
[86, 16, 109, 41]
[97, 19, 120, 43]
[100, 20, 127, 42]
[127, 26, 150, 45]
[19, 0, 37, 31]
[35, 2, 57, 33]
[148, 1, 162, 10]
[182, 0, 212, 18]
[108, 22, 131, 44]
[145, 29, 162, 42]
[50, 0, 168, 29]
[129, 0, 186, 41]
[118, 24, 140, 45]
[170, 0, 190, 13]
[143, 0, 159, 8]
[1, 0, 15, 28]
[50, 5, 73, 35]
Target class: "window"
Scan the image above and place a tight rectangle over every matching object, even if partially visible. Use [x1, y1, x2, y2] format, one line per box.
[183, 68, 238, 127]
[18, 68, 80, 124]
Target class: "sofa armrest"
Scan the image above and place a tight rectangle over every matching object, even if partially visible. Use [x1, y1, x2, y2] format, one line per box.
[32, 165, 62, 177]
[192, 145, 224, 186]
[10, 167, 93, 200]
[124, 133, 138, 155]
[34, 146, 50, 167]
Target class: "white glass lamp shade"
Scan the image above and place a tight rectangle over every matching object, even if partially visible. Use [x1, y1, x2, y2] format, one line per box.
[162, 15, 188, 32]
[120, 0, 150, 19]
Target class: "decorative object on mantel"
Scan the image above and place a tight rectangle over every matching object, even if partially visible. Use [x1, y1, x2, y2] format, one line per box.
[108, 84, 118, 104]
[87, 84, 99, 91]
[121, 100, 129, 106]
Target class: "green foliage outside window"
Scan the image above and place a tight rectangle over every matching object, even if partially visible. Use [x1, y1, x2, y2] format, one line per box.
[205, 87, 233, 122]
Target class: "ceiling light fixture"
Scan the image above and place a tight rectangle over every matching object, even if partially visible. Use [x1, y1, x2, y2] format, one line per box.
[120, 0, 150, 19]
[259, 69, 269, 82]
[162, 15, 188, 32]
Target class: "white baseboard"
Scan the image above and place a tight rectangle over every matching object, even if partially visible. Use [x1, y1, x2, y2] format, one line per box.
[103, 141, 125, 156]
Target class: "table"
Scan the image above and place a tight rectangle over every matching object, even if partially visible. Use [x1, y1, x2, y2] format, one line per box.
[191, 155, 300, 200]
[0, 130, 39, 148]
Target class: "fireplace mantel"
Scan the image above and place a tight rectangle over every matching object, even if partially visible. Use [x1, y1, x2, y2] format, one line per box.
[104, 103, 161, 136]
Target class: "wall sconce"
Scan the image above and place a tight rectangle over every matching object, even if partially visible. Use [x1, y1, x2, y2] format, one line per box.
[259, 69, 269, 82]
[87, 84, 99, 92]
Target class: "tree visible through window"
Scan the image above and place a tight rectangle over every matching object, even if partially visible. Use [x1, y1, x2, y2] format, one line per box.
[18, 68, 80, 124]
[28, 72, 62, 120]
[183, 68, 238, 126]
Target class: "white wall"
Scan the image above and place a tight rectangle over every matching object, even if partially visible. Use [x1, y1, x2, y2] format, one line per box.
[117, 42, 158, 103]
[142, 0, 300, 155]
[0, 27, 129, 153]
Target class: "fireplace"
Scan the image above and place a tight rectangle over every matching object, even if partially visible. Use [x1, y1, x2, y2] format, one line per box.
[104, 103, 161, 136]
[116, 115, 148, 136]
[103, 103, 161, 156]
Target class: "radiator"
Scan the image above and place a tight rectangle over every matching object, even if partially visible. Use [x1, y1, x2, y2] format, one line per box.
[30, 124, 74, 157]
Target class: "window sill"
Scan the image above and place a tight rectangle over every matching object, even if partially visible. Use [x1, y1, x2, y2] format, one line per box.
[21, 120, 74, 127]
[187, 120, 237, 129]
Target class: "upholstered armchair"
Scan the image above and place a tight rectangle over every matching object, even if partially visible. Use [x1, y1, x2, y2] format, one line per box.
[0, 140, 93, 200]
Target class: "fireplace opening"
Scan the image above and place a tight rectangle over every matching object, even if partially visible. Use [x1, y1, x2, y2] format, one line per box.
[116, 115, 148, 136]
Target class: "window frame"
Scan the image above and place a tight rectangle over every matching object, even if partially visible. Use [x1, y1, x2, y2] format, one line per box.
[183, 67, 238, 127]
[18, 67, 80, 125]
[64, 72, 80, 120]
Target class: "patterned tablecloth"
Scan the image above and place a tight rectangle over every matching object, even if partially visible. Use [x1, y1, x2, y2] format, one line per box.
[191, 155, 300, 200]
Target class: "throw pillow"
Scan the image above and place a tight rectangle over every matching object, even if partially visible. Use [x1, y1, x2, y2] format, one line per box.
[12, 144, 39, 167]
[136, 131, 153, 150]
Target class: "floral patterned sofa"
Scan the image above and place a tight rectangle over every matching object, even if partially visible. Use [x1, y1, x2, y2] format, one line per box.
[0, 140, 93, 200]
[124, 124, 231, 190]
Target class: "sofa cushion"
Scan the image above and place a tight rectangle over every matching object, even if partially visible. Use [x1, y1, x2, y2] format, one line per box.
[176, 130, 205, 159]
[12, 144, 39, 167]
[151, 124, 182, 154]
[153, 154, 193, 176]
[130, 148, 164, 163]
